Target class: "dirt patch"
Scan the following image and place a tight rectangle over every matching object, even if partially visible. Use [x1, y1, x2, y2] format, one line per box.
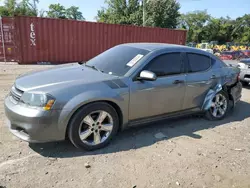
[0, 64, 250, 188]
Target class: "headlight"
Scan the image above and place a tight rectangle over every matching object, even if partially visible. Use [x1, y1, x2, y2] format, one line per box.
[20, 92, 55, 110]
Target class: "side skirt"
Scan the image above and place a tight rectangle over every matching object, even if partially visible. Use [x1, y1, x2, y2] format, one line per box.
[127, 107, 202, 128]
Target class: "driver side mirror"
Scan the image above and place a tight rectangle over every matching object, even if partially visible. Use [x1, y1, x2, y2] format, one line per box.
[137, 70, 157, 81]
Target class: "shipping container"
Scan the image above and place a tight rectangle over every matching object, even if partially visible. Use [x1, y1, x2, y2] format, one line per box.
[0, 17, 17, 62]
[0, 16, 187, 64]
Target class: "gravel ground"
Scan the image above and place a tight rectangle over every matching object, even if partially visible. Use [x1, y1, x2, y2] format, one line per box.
[0, 63, 250, 188]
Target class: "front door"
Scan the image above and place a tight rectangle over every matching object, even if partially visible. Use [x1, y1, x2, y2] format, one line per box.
[129, 52, 186, 120]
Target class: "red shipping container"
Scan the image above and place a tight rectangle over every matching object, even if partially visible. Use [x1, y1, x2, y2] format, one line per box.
[1, 16, 187, 64]
[0, 17, 18, 62]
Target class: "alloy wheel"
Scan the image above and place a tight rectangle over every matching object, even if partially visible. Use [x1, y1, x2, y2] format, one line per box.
[210, 93, 228, 118]
[78, 110, 113, 145]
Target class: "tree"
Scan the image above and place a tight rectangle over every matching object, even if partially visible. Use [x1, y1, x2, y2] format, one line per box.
[0, 0, 38, 16]
[178, 12, 250, 44]
[96, 0, 180, 28]
[232, 14, 250, 43]
[145, 0, 180, 28]
[0, 0, 17, 16]
[47, 3, 66, 19]
[178, 10, 211, 42]
[96, 0, 132, 25]
[15, 0, 39, 16]
[47, 4, 85, 20]
[0, 6, 10, 16]
[66, 6, 85, 20]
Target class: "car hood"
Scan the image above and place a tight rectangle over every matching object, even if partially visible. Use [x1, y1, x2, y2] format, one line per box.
[15, 63, 116, 91]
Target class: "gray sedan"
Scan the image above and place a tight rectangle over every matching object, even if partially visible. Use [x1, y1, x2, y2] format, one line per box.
[4, 43, 242, 150]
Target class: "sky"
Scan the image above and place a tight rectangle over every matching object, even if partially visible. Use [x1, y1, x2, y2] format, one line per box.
[1, 0, 249, 21]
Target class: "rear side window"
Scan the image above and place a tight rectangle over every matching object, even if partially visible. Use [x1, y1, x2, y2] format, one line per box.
[187, 53, 211, 72]
[145, 53, 183, 77]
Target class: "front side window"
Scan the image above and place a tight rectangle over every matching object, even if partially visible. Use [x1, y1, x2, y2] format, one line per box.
[187, 53, 211, 73]
[145, 53, 183, 77]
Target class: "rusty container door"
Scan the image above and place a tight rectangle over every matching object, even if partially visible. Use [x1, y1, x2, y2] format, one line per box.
[0, 17, 17, 62]
[14, 16, 187, 64]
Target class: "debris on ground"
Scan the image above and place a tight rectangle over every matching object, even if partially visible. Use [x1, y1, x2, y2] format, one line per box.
[233, 148, 245, 152]
[168, 149, 174, 154]
[176, 181, 180, 186]
[215, 175, 221, 182]
[84, 162, 91, 168]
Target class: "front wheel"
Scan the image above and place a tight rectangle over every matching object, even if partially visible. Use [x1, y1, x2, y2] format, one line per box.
[205, 91, 229, 120]
[68, 102, 119, 150]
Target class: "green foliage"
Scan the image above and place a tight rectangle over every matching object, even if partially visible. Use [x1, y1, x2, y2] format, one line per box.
[96, 0, 180, 28]
[178, 10, 211, 42]
[179, 11, 250, 43]
[66, 6, 85, 20]
[0, 1, 85, 21]
[145, 0, 180, 28]
[47, 3, 66, 19]
[46, 4, 85, 20]
[0, 0, 38, 16]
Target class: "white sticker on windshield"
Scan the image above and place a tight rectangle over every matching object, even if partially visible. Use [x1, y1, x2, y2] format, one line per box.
[126, 54, 144, 67]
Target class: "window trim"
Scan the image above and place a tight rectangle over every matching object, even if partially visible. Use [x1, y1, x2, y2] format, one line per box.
[139, 52, 185, 78]
[186, 52, 212, 74]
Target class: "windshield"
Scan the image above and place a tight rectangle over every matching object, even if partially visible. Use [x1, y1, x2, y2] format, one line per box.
[85, 45, 149, 76]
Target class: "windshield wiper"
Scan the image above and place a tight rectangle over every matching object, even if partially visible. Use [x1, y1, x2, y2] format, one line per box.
[85, 64, 104, 73]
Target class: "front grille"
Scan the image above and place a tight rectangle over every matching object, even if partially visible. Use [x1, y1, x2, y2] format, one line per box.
[10, 85, 23, 102]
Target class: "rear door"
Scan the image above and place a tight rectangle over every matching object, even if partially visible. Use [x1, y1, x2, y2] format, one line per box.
[183, 53, 217, 110]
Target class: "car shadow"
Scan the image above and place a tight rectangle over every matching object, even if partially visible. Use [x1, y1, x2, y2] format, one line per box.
[29, 100, 250, 158]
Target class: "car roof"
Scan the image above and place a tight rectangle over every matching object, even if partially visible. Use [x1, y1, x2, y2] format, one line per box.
[122, 43, 208, 54]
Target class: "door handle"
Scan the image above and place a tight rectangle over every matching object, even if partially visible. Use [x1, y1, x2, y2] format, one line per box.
[173, 80, 184, 84]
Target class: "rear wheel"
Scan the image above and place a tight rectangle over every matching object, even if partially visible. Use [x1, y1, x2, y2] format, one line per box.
[205, 91, 229, 120]
[68, 102, 119, 150]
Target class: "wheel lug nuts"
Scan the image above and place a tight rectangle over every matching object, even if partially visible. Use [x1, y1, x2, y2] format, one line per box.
[91, 128, 94, 131]
[95, 130, 98, 133]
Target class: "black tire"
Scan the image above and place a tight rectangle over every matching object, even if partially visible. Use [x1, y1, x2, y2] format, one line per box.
[68, 102, 119, 150]
[205, 91, 229, 121]
[241, 81, 249, 86]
